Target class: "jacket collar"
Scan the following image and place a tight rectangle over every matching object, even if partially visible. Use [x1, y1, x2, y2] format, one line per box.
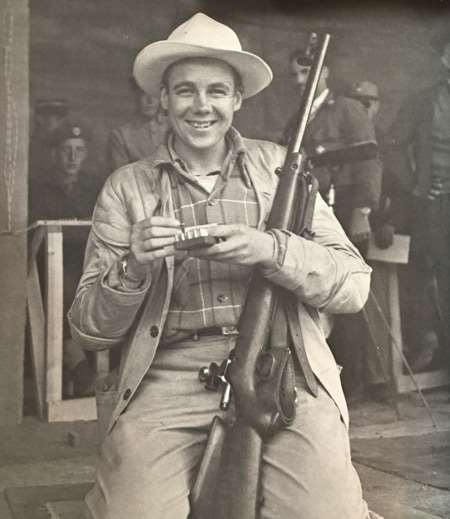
[150, 127, 247, 173]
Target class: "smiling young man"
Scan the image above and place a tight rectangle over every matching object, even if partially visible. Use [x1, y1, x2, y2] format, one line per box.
[69, 13, 379, 519]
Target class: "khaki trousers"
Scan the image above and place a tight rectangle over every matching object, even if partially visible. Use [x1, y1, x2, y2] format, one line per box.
[85, 336, 370, 519]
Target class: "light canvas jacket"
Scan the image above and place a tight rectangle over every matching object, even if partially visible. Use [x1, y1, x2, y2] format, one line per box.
[68, 131, 371, 434]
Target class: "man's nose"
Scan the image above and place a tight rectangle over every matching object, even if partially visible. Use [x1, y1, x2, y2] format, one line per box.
[193, 90, 210, 112]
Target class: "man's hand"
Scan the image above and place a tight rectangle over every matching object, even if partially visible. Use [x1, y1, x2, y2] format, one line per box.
[189, 224, 275, 268]
[349, 207, 371, 244]
[127, 216, 181, 278]
[374, 224, 395, 249]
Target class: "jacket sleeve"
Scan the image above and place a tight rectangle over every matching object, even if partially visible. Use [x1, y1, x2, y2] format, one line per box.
[260, 194, 371, 313]
[340, 98, 383, 210]
[67, 175, 153, 351]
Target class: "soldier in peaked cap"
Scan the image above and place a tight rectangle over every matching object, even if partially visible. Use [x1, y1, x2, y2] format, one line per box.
[284, 48, 382, 252]
[69, 13, 379, 519]
[29, 119, 101, 397]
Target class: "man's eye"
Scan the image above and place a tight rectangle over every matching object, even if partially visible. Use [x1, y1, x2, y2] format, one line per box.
[175, 88, 194, 96]
[209, 89, 229, 97]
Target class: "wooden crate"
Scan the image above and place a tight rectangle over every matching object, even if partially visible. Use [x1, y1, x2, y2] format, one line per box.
[27, 220, 108, 422]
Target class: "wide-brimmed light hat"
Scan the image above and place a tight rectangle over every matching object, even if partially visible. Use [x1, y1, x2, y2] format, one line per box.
[133, 13, 273, 99]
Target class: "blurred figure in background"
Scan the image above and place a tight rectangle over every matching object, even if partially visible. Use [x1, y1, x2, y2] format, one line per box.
[107, 77, 169, 172]
[283, 48, 382, 252]
[387, 27, 450, 371]
[283, 48, 382, 402]
[347, 80, 414, 401]
[29, 98, 69, 181]
[29, 120, 102, 397]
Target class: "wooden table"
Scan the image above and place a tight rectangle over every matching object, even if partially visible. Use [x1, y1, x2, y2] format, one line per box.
[367, 234, 449, 394]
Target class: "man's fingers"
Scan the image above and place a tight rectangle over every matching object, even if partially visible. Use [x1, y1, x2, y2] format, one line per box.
[140, 226, 180, 240]
[136, 244, 176, 262]
[142, 236, 177, 250]
[136, 216, 181, 230]
[208, 224, 241, 239]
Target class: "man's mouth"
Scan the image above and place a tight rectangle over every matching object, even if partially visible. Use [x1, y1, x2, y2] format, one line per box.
[186, 120, 216, 129]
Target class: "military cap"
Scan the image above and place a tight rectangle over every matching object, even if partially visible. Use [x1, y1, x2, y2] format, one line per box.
[348, 80, 379, 102]
[291, 48, 314, 67]
[290, 39, 331, 68]
[34, 98, 69, 117]
[49, 119, 91, 147]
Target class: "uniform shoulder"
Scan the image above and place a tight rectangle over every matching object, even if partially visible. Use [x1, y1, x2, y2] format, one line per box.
[334, 95, 367, 113]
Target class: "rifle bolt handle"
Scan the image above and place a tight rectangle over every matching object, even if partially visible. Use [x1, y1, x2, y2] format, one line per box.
[220, 383, 232, 410]
[198, 366, 210, 382]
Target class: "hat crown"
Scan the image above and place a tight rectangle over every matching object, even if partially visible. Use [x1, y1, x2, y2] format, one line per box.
[168, 13, 242, 52]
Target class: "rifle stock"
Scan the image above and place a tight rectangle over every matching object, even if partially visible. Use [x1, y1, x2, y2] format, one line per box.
[190, 33, 331, 519]
[191, 418, 262, 519]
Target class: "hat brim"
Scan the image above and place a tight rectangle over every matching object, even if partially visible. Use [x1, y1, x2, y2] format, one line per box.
[133, 41, 273, 99]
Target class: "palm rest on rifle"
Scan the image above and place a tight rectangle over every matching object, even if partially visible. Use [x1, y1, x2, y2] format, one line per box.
[190, 416, 262, 519]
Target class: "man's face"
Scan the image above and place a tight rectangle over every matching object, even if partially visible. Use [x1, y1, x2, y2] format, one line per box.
[138, 91, 160, 119]
[54, 137, 88, 180]
[160, 58, 242, 155]
[290, 60, 329, 96]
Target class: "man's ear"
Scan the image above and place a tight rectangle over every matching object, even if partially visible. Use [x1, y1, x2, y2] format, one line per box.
[160, 87, 168, 111]
[233, 90, 243, 113]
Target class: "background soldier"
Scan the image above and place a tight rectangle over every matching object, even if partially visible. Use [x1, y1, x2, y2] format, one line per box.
[107, 76, 169, 172]
[387, 27, 450, 371]
[283, 48, 382, 250]
[30, 120, 101, 397]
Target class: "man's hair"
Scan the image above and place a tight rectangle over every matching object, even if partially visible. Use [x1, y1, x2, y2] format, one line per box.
[161, 57, 244, 95]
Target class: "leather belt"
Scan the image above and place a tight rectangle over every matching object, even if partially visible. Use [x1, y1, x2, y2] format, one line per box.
[192, 325, 239, 339]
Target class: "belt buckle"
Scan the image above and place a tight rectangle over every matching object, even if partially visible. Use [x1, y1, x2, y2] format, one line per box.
[221, 325, 239, 336]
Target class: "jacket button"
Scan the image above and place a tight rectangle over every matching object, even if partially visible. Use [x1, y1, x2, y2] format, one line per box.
[150, 325, 159, 338]
[217, 294, 228, 303]
[123, 388, 132, 400]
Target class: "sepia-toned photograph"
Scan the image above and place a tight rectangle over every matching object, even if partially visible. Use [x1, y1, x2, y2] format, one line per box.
[0, 1, 449, 517]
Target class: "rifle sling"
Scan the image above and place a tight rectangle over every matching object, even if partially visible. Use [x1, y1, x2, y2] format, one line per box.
[271, 296, 318, 398]
[285, 298, 319, 397]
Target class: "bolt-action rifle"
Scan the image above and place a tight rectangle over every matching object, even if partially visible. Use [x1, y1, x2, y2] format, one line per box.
[189, 33, 330, 519]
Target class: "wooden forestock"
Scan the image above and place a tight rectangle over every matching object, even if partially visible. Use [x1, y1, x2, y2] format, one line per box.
[190, 33, 330, 519]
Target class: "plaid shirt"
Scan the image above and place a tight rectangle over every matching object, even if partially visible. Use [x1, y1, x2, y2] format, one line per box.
[161, 130, 259, 343]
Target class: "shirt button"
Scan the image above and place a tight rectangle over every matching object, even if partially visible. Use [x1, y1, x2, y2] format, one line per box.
[150, 325, 159, 338]
[123, 388, 132, 400]
[217, 294, 228, 303]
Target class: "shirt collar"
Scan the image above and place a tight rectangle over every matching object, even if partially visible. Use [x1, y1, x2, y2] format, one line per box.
[151, 127, 247, 180]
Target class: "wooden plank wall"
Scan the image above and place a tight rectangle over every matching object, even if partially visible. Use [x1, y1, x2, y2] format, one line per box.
[0, 0, 29, 425]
